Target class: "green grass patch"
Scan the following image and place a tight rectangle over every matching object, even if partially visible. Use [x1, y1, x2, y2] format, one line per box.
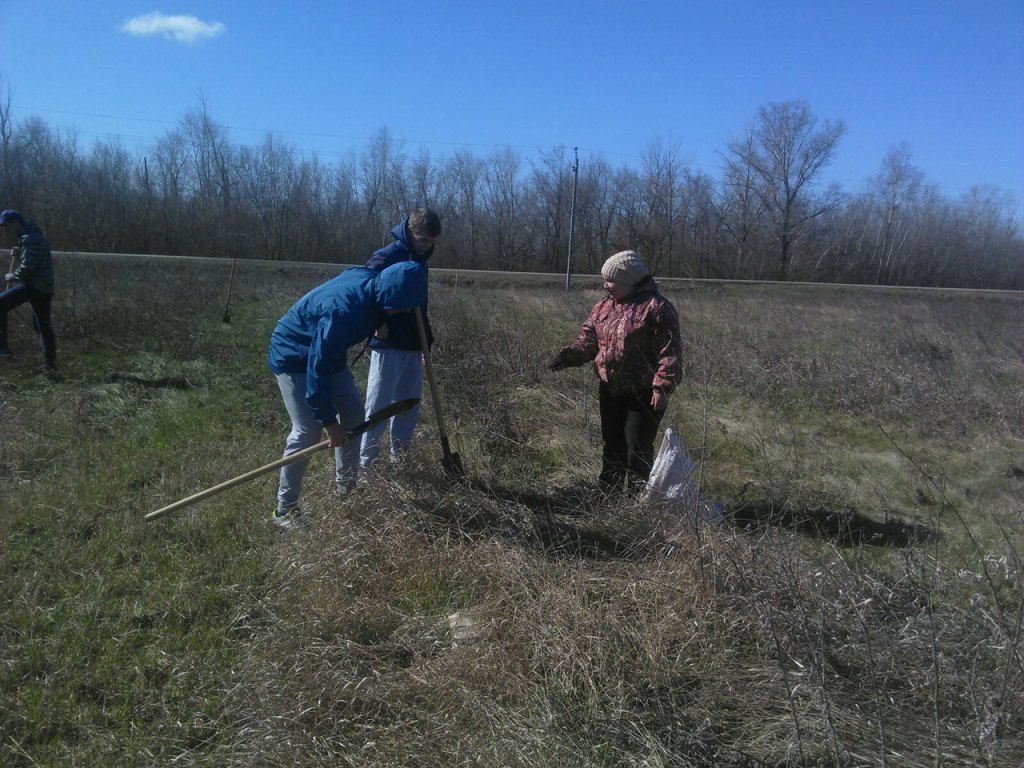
[2, 256, 1022, 766]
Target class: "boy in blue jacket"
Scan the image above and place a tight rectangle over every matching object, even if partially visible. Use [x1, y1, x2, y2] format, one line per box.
[359, 208, 441, 470]
[268, 260, 428, 527]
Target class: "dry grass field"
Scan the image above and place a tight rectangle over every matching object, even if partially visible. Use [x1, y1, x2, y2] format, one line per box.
[1, 254, 1021, 766]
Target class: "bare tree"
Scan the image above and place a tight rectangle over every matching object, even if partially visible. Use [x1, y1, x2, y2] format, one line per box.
[0, 76, 16, 200]
[292, 155, 333, 260]
[181, 99, 236, 255]
[613, 167, 646, 260]
[359, 127, 408, 248]
[719, 130, 770, 279]
[329, 158, 361, 259]
[447, 149, 485, 269]
[529, 146, 571, 272]
[1, 88, 1020, 289]
[81, 139, 135, 251]
[481, 147, 524, 271]
[954, 186, 1023, 288]
[573, 155, 616, 274]
[683, 169, 719, 278]
[13, 117, 79, 232]
[726, 100, 845, 280]
[867, 142, 924, 284]
[408, 146, 451, 211]
[639, 137, 684, 275]
[150, 129, 189, 253]
[238, 134, 298, 260]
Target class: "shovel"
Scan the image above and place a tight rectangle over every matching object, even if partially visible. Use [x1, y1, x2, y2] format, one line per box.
[5, 246, 19, 288]
[145, 397, 420, 521]
[222, 257, 237, 324]
[414, 307, 465, 479]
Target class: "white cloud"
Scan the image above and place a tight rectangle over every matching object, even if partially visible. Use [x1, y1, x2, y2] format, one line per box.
[120, 12, 225, 44]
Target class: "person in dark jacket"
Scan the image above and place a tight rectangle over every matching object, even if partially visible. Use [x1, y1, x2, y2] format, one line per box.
[0, 209, 57, 372]
[268, 260, 428, 527]
[359, 208, 441, 470]
[548, 250, 682, 494]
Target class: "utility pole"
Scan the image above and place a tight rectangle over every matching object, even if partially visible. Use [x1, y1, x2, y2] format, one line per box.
[564, 147, 579, 291]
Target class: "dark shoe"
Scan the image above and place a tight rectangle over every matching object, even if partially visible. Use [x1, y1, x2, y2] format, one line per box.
[336, 477, 358, 498]
[598, 476, 626, 496]
[625, 477, 649, 498]
[35, 362, 57, 375]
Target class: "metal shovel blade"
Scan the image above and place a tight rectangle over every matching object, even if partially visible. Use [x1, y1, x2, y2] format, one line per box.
[440, 436, 466, 479]
[413, 307, 467, 481]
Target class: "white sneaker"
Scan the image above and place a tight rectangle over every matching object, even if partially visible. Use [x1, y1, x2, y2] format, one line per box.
[272, 508, 302, 529]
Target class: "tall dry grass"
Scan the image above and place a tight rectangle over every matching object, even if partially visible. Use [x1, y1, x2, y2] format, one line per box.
[1, 256, 1021, 766]
[216, 276, 1022, 766]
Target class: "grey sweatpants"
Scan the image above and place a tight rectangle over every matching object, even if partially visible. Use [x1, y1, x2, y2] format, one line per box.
[275, 370, 363, 513]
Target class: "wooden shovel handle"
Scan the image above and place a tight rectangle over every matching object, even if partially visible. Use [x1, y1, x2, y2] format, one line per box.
[414, 307, 451, 445]
[145, 439, 330, 521]
[6, 246, 18, 286]
[144, 397, 421, 522]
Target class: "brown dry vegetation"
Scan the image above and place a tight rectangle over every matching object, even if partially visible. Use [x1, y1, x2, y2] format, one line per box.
[1, 255, 1022, 766]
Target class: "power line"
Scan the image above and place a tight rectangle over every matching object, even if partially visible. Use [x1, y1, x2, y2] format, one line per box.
[13, 103, 603, 158]
[10, 103, 1019, 203]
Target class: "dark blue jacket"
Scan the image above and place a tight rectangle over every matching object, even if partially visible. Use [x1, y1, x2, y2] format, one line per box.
[365, 218, 433, 350]
[268, 261, 428, 424]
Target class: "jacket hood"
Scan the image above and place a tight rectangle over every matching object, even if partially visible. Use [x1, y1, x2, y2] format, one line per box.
[21, 219, 43, 237]
[374, 261, 428, 311]
[390, 219, 409, 248]
[391, 217, 434, 260]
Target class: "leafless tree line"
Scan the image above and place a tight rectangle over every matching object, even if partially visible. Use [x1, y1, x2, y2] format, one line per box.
[2, 88, 1021, 289]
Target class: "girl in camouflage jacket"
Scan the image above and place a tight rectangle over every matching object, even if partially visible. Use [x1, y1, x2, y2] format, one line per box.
[549, 250, 681, 494]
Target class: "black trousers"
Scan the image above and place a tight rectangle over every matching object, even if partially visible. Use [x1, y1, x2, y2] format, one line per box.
[598, 382, 664, 494]
[0, 283, 57, 365]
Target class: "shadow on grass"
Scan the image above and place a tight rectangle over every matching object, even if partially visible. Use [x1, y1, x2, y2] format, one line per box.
[725, 497, 937, 548]
[105, 372, 195, 389]
[412, 478, 659, 561]
[426, 476, 938, 558]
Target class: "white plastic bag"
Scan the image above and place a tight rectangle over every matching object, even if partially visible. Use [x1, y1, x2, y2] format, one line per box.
[644, 428, 724, 524]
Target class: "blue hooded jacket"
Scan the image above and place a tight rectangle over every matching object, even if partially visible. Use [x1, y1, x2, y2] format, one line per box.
[365, 218, 433, 350]
[268, 261, 428, 424]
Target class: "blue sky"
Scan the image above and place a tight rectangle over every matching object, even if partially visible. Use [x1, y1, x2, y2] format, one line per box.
[3, 1, 1022, 216]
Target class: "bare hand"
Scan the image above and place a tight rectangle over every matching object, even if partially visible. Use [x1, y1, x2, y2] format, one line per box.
[324, 422, 348, 448]
[651, 390, 667, 412]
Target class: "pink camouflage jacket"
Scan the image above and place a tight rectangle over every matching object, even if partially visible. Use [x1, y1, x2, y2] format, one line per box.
[557, 278, 682, 397]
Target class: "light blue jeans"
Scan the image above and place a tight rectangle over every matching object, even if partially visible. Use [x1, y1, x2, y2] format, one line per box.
[275, 370, 363, 513]
[359, 348, 423, 469]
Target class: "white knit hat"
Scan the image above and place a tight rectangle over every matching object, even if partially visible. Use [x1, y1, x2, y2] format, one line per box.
[601, 250, 650, 285]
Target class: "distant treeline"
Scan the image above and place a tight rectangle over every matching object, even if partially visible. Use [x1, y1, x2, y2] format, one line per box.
[2, 92, 1022, 289]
